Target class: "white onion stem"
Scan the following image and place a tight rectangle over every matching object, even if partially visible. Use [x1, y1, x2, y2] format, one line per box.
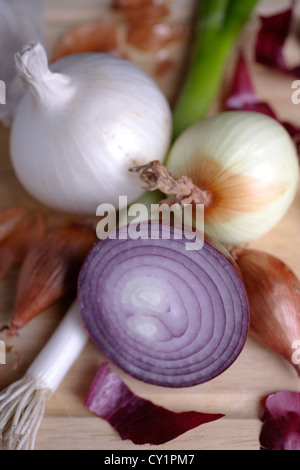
[14, 43, 74, 105]
[0, 300, 88, 450]
[27, 300, 89, 392]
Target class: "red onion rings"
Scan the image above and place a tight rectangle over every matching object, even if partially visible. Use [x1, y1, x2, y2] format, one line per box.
[78, 222, 249, 387]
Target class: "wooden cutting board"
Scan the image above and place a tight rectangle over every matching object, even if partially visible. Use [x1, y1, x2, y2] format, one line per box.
[0, 0, 300, 451]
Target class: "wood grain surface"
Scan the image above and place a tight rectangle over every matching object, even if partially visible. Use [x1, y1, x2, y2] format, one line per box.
[0, 0, 300, 451]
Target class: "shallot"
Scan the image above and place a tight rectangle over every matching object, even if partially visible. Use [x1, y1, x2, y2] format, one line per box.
[234, 249, 300, 377]
[3, 221, 97, 338]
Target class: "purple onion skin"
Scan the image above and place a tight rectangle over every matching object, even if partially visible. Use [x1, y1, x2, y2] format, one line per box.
[78, 222, 249, 388]
[84, 362, 225, 445]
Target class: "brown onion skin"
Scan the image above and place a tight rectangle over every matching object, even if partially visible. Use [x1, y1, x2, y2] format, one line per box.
[235, 249, 300, 376]
[0, 206, 28, 244]
[0, 209, 46, 280]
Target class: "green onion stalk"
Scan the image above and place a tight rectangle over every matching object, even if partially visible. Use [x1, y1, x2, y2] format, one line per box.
[172, 0, 260, 139]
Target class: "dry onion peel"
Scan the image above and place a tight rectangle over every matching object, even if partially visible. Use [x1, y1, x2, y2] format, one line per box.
[255, 2, 300, 77]
[260, 391, 300, 450]
[0, 300, 88, 450]
[225, 51, 300, 156]
[84, 362, 224, 445]
[234, 249, 300, 377]
[0, 206, 28, 244]
[3, 221, 97, 339]
[78, 221, 249, 388]
[51, 0, 194, 105]
[0, 208, 45, 281]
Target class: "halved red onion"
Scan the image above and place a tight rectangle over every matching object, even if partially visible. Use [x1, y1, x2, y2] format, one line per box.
[78, 222, 249, 388]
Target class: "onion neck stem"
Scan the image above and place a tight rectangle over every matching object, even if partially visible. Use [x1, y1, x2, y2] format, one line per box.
[172, 0, 260, 139]
[14, 42, 73, 106]
[129, 160, 213, 210]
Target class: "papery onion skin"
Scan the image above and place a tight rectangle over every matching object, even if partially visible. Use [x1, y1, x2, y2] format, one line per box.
[166, 111, 299, 246]
[0, 209, 46, 281]
[225, 52, 300, 156]
[5, 221, 97, 339]
[260, 392, 300, 450]
[78, 222, 249, 388]
[84, 362, 224, 445]
[0, 206, 28, 244]
[10, 43, 172, 215]
[255, 4, 299, 76]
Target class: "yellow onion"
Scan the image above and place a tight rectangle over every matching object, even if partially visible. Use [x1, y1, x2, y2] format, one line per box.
[166, 111, 299, 245]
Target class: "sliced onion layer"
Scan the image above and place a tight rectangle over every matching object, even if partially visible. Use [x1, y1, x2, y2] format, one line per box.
[78, 222, 249, 387]
[84, 362, 224, 445]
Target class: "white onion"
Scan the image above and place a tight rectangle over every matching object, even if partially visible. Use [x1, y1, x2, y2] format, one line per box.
[10, 42, 172, 215]
[166, 111, 299, 245]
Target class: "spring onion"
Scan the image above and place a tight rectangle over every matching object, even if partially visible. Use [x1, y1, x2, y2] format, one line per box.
[0, 300, 88, 450]
[172, 0, 260, 138]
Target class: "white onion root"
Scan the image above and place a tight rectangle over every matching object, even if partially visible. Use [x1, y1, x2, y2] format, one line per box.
[0, 376, 49, 450]
[0, 300, 89, 450]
